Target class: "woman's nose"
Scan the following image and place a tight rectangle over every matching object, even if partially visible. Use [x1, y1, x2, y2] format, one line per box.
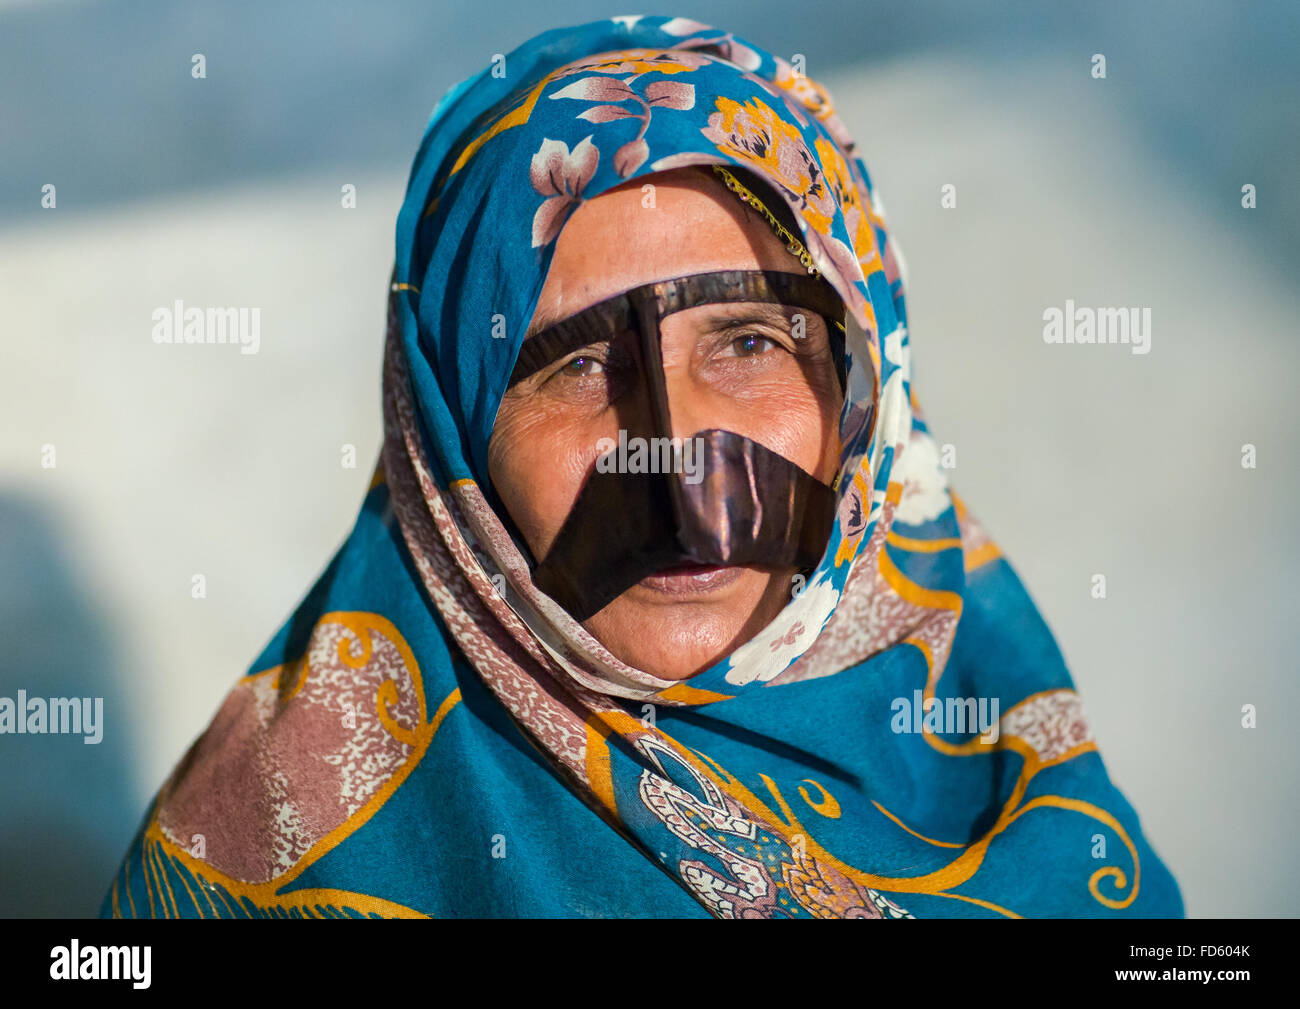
[658, 362, 714, 442]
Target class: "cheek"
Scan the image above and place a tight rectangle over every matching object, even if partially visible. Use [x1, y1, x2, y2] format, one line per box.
[488, 403, 601, 558]
[720, 377, 843, 482]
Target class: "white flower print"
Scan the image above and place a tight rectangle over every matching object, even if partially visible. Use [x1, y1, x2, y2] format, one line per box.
[724, 574, 840, 686]
[893, 430, 950, 527]
[529, 135, 599, 247]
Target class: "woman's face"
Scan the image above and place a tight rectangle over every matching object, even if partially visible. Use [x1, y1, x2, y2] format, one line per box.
[488, 167, 844, 680]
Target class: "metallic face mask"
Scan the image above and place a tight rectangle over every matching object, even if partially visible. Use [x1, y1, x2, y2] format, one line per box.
[503, 267, 853, 622]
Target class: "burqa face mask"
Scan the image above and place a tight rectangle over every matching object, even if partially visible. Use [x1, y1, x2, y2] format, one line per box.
[502, 267, 854, 622]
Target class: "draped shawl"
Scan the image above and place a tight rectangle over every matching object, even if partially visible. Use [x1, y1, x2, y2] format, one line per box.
[101, 15, 1182, 919]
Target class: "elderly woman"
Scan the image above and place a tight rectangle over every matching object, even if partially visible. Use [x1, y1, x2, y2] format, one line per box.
[101, 16, 1181, 919]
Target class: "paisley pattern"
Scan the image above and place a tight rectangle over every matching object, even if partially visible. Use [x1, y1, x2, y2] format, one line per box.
[101, 15, 1182, 919]
[106, 613, 443, 918]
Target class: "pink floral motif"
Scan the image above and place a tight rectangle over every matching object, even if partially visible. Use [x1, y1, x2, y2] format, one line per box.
[699, 96, 836, 235]
[660, 19, 762, 71]
[529, 135, 599, 247]
[770, 622, 806, 650]
[549, 74, 696, 179]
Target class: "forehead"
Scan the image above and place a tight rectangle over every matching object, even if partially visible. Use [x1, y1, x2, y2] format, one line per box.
[527, 167, 810, 337]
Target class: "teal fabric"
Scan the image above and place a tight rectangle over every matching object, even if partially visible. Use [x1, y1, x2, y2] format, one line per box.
[100, 15, 1182, 919]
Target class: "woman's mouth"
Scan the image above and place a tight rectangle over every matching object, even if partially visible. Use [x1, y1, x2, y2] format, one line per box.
[637, 563, 744, 595]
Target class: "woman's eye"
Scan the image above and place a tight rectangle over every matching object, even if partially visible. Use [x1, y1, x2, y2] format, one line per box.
[558, 354, 604, 377]
[727, 332, 779, 357]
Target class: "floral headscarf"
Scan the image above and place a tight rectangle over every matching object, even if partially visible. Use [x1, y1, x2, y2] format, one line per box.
[101, 16, 1182, 919]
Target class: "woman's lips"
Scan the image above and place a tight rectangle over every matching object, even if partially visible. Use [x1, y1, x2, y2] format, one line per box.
[637, 563, 743, 595]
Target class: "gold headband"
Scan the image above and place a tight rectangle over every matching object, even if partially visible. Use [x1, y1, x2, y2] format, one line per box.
[711, 164, 820, 277]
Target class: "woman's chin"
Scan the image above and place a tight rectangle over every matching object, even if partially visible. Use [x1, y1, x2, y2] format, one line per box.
[580, 566, 792, 680]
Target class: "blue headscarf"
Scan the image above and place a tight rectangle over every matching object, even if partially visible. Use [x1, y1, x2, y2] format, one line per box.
[101, 15, 1182, 918]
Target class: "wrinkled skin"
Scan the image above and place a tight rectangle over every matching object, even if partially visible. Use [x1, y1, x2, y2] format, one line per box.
[489, 167, 843, 680]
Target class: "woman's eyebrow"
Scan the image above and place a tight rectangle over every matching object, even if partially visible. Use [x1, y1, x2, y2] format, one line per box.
[526, 299, 813, 342]
[695, 303, 808, 331]
[524, 307, 566, 340]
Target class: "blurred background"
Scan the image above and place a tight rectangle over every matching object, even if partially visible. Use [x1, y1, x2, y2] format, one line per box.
[1, 0, 1296, 917]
